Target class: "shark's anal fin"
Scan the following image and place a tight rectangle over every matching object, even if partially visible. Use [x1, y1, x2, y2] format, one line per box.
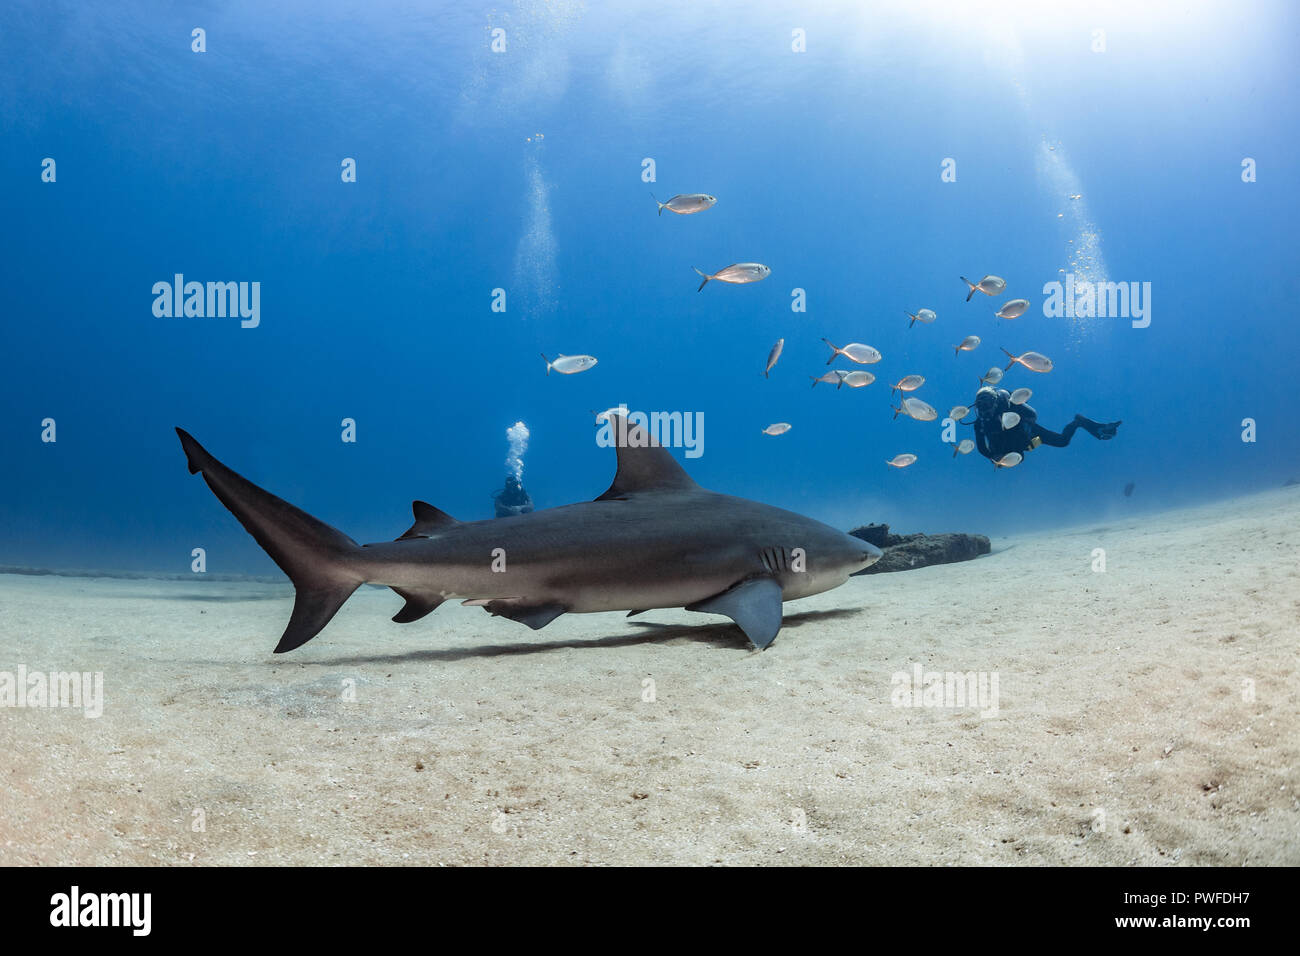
[390, 587, 445, 624]
[686, 576, 784, 649]
[396, 500, 459, 541]
[482, 600, 567, 630]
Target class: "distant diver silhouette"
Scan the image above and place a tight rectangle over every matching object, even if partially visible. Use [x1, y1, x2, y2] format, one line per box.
[493, 474, 534, 518]
[970, 386, 1120, 464]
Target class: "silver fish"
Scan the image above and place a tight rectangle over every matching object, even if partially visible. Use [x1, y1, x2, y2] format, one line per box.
[810, 370, 846, 388]
[892, 397, 938, 422]
[1001, 412, 1021, 430]
[952, 438, 976, 457]
[904, 308, 936, 328]
[822, 338, 882, 365]
[889, 374, 925, 393]
[542, 352, 598, 375]
[653, 192, 717, 216]
[764, 338, 784, 378]
[762, 422, 792, 436]
[996, 298, 1030, 320]
[995, 452, 1023, 468]
[886, 453, 918, 468]
[838, 371, 875, 389]
[1009, 388, 1032, 405]
[1001, 348, 1054, 373]
[954, 335, 981, 356]
[979, 366, 1004, 386]
[949, 405, 970, 421]
[694, 262, 770, 291]
[960, 274, 1006, 302]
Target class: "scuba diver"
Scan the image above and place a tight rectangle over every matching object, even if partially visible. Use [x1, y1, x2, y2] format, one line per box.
[492, 474, 534, 518]
[970, 386, 1121, 464]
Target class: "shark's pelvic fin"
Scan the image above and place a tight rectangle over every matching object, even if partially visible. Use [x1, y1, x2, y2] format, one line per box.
[390, 587, 446, 624]
[595, 417, 700, 501]
[396, 500, 459, 540]
[175, 427, 365, 654]
[482, 600, 567, 630]
[685, 575, 784, 649]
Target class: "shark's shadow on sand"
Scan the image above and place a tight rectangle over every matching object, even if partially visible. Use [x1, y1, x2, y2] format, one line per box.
[313, 606, 868, 666]
[116, 591, 289, 602]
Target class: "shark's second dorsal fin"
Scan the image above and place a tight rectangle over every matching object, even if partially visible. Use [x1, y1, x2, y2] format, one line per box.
[396, 500, 459, 540]
[594, 415, 699, 501]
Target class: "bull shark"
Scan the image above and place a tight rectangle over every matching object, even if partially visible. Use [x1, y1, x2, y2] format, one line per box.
[175, 416, 881, 654]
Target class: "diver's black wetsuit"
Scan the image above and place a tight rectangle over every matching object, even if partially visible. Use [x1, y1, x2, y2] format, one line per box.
[493, 475, 534, 518]
[971, 388, 1119, 462]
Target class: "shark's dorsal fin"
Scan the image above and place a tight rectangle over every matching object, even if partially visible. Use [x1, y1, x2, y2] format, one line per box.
[595, 415, 699, 501]
[396, 500, 459, 540]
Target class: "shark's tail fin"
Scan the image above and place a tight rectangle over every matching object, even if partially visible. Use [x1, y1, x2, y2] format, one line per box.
[175, 428, 364, 653]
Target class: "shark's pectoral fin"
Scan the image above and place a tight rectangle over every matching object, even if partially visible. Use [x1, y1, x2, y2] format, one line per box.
[482, 600, 567, 630]
[390, 587, 445, 624]
[626, 609, 646, 618]
[685, 575, 784, 649]
[396, 500, 459, 540]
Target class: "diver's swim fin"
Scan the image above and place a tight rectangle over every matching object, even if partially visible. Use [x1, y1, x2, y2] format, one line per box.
[1074, 416, 1121, 441]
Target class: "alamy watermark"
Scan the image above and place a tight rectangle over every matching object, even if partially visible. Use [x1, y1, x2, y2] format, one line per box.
[152, 274, 260, 328]
[50, 886, 150, 935]
[596, 405, 704, 458]
[891, 663, 999, 718]
[1042, 273, 1150, 328]
[0, 666, 103, 718]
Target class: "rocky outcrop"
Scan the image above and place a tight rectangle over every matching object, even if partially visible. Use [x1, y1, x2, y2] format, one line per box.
[848, 523, 990, 575]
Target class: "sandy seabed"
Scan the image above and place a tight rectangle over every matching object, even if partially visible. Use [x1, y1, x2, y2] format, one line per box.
[1, 488, 1297, 866]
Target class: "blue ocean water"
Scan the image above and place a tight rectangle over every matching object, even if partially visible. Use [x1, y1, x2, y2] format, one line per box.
[2, 0, 1297, 576]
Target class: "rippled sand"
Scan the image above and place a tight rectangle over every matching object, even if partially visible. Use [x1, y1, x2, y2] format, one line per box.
[2, 488, 1297, 865]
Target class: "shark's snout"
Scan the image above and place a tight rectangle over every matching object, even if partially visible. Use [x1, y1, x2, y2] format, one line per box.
[859, 542, 883, 567]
